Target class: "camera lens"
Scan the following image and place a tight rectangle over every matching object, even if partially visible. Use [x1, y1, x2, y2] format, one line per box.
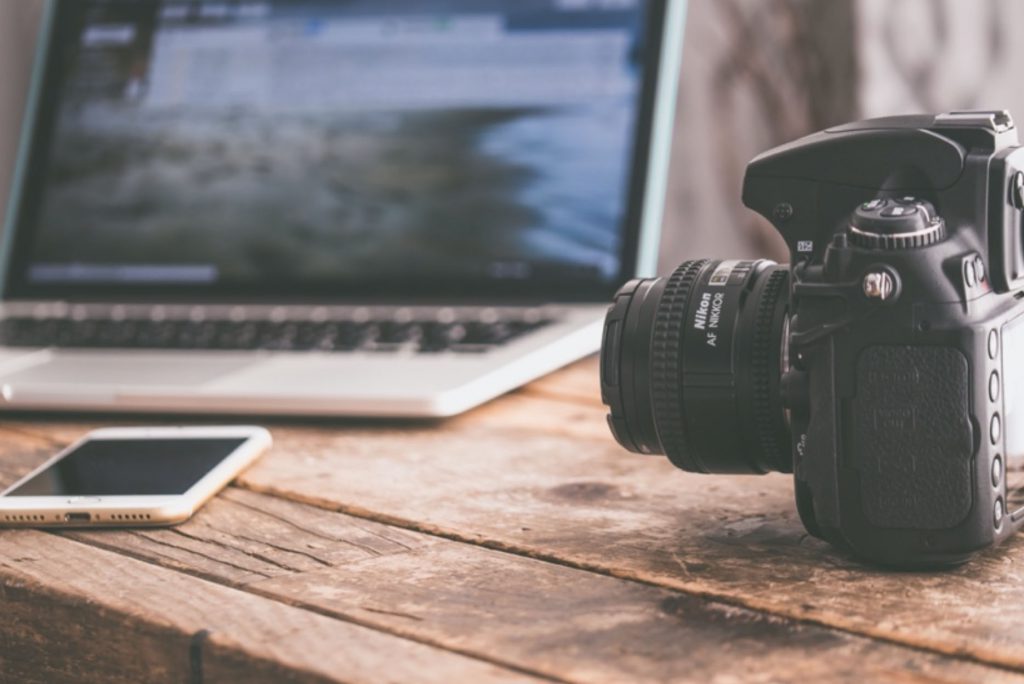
[600, 259, 791, 474]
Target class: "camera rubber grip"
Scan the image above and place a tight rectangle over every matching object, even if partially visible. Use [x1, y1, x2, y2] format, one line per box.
[850, 346, 973, 530]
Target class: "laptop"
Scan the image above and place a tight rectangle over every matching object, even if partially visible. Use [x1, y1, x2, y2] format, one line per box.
[0, 0, 685, 417]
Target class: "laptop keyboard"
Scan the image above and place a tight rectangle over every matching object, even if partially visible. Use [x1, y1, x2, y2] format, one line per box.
[0, 316, 555, 354]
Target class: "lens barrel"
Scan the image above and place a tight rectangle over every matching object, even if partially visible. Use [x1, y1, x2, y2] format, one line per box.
[600, 259, 792, 474]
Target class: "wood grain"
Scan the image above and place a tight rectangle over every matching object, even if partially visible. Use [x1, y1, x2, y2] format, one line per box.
[57, 487, 432, 586]
[0, 424, 62, 485]
[46, 490, 1024, 684]
[2, 427, 1016, 682]
[4, 360, 1024, 678]
[207, 358, 1024, 673]
[230, 418, 1024, 671]
[521, 356, 602, 406]
[0, 530, 537, 684]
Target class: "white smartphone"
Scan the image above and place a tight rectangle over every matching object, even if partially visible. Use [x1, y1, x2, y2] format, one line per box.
[0, 426, 272, 528]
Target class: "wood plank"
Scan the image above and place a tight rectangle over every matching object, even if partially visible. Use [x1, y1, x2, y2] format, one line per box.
[45, 489, 1024, 684]
[61, 487, 434, 586]
[0, 530, 538, 684]
[521, 356, 601, 406]
[4, 367, 1024, 673]
[0, 426, 1013, 682]
[223, 416, 1024, 673]
[0, 424, 62, 485]
[452, 391, 610, 442]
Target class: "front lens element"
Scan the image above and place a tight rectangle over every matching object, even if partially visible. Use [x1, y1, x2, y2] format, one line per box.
[600, 259, 791, 474]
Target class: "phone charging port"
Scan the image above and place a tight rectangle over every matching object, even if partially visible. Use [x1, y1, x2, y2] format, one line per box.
[65, 512, 91, 523]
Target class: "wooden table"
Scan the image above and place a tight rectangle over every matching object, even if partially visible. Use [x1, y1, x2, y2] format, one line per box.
[1, 357, 1023, 683]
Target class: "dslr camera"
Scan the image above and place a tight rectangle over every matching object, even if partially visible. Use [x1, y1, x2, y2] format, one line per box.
[601, 111, 1024, 567]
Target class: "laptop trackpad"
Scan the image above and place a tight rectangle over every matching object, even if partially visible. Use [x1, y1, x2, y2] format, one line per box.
[0, 353, 255, 389]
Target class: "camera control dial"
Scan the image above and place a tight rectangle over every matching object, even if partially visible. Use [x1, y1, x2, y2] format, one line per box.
[849, 197, 947, 249]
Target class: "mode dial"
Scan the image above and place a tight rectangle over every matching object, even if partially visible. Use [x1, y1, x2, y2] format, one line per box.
[849, 197, 947, 249]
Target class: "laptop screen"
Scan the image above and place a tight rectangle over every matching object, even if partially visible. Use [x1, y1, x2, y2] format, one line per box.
[6, 0, 669, 302]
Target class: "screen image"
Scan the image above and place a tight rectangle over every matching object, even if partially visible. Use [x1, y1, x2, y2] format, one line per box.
[5, 437, 245, 496]
[12, 0, 656, 297]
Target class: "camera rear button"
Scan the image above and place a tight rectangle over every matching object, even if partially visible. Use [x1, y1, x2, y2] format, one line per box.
[995, 497, 1005, 528]
[990, 372, 1001, 402]
[1012, 172, 1024, 209]
[993, 455, 1003, 488]
[989, 330, 1000, 359]
[991, 413, 1002, 444]
[964, 261, 979, 288]
[974, 256, 987, 284]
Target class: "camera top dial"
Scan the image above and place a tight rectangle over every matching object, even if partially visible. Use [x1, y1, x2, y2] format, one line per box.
[849, 197, 947, 250]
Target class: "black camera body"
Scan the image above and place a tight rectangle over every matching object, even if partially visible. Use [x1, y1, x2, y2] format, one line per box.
[601, 111, 1024, 567]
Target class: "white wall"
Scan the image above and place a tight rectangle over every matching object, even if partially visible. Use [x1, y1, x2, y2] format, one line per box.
[858, 0, 1024, 118]
[664, 0, 1024, 271]
[0, 0, 43, 226]
[659, 0, 858, 270]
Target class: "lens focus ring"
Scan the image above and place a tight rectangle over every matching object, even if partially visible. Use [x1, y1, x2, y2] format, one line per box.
[650, 259, 709, 472]
[750, 268, 791, 472]
[601, 258, 792, 474]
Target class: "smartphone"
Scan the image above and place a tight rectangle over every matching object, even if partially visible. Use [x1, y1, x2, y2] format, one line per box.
[0, 426, 272, 528]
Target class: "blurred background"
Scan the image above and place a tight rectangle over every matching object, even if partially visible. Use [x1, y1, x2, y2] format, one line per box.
[1, 0, 1022, 275]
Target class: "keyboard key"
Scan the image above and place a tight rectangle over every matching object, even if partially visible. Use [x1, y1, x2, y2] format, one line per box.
[135, 321, 181, 348]
[214, 322, 263, 350]
[0, 316, 555, 354]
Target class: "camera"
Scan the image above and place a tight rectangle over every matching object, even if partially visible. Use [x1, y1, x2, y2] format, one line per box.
[601, 111, 1024, 567]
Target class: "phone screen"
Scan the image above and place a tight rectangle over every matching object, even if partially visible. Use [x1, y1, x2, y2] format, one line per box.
[5, 438, 246, 497]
